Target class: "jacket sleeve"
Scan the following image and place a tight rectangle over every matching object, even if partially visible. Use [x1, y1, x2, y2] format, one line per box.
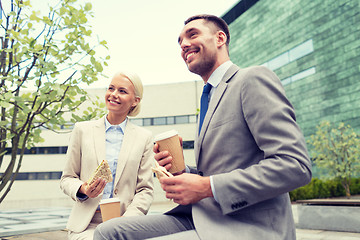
[60, 123, 85, 202]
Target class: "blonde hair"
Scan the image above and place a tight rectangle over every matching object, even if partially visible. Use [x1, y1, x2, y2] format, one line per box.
[113, 71, 143, 116]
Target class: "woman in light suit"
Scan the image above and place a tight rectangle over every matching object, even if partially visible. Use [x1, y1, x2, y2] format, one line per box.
[60, 71, 154, 240]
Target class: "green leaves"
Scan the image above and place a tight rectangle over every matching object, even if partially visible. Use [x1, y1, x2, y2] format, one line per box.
[0, 91, 13, 108]
[84, 3, 92, 11]
[1, 0, 109, 202]
[29, 11, 41, 22]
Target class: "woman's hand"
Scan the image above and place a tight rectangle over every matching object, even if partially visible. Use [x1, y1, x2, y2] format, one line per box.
[79, 178, 107, 198]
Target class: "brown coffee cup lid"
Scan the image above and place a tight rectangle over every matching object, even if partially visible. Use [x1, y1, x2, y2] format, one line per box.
[154, 129, 178, 142]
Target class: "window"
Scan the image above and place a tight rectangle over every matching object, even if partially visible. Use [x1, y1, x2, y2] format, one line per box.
[291, 67, 316, 82]
[268, 52, 289, 70]
[5, 146, 68, 155]
[281, 67, 316, 86]
[28, 173, 37, 180]
[153, 117, 167, 125]
[130, 118, 143, 126]
[262, 39, 314, 71]
[166, 116, 175, 124]
[37, 172, 51, 180]
[183, 141, 194, 149]
[143, 118, 152, 126]
[1, 171, 64, 181]
[175, 116, 189, 124]
[130, 114, 196, 126]
[38, 147, 59, 154]
[189, 115, 197, 123]
[289, 39, 314, 62]
[51, 172, 62, 179]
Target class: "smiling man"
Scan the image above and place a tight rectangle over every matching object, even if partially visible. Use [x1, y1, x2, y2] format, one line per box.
[178, 15, 230, 81]
[94, 14, 312, 240]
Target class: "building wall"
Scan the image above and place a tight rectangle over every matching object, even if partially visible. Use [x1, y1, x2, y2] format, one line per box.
[227, 0, 360, 138]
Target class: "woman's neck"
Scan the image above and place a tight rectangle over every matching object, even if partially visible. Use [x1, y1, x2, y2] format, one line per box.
[106, 113, 126, 125]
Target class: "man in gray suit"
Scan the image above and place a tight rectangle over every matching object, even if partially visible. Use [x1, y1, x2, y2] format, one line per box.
[94, 14, 312, 240]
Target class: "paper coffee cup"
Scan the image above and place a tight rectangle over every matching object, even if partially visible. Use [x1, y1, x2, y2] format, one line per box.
[154, 130, 185, 174]
[99, 198, 121, 222]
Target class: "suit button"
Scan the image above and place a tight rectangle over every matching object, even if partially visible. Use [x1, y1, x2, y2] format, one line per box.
[198, 171, 204, 176]
[114, 189, 118, 195]
[231, 201, 248, 210]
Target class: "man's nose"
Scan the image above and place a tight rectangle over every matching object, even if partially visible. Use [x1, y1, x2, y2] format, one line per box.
[180, 38, 191, 51]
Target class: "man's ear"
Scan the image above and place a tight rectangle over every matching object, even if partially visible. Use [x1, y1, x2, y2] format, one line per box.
[216, 31, 227, 48]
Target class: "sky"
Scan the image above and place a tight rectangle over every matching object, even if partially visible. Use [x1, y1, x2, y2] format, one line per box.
[84, 0, 240, 88]
[17, 0, 239, 88]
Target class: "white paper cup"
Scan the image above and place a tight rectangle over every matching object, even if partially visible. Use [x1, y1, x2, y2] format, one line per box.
[99, 198, 121, 222]
[154, 130, 185, 174]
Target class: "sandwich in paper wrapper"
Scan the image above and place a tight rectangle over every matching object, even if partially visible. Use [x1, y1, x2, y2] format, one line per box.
[87, 159, 113, 185]
[152, 160, 173, 180]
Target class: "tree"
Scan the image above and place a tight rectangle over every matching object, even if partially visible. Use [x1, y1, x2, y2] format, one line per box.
[0, 0, 108, 203]
[308, 121, 360, 198]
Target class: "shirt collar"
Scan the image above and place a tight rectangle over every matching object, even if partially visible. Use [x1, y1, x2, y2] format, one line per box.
[207, 60, 233, 88]
[105, 116, 127, 132]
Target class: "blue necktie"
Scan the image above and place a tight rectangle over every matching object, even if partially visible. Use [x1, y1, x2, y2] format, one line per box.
[199, 83, 212, 134]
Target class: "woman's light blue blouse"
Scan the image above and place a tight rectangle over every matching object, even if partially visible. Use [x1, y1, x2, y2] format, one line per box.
[102, 116, 127, 199]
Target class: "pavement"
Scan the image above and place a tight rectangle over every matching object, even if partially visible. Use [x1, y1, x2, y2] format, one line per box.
[1, 203, 360, 240]
[0, 207, 70, 239]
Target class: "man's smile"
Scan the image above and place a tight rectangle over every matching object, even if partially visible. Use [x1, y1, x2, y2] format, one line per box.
[184, 48, 200, 62]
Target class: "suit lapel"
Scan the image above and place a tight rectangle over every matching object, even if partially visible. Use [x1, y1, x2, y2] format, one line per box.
[195, 82, 227, 164]
[93, 117, 106, 165]
[196, 64, 240, 164]
[114, 121, 136, 185]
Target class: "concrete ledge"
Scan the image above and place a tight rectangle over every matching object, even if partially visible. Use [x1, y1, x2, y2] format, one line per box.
[296, 204, 360, 233]
[296, 198, 360, 206]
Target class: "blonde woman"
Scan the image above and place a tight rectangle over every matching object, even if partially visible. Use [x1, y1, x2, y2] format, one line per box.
[60, 72, 154, 240]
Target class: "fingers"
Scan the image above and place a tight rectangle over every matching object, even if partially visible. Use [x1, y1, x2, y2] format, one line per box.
[160, 176, 181, 192]
[79, 182, 89, 195]
[163, 182, 188, 205]
[96, 178, 107, 191]
[87, 178, 107, 198]
[154, 150, 173, 171]
[154, 149, 170, 161]
[159, 174, 208, 205]
[153, 142, 160, 153]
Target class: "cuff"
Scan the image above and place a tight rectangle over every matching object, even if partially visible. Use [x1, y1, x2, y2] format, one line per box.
[76, 192, 89, 201]
[210, 175, 218, 202]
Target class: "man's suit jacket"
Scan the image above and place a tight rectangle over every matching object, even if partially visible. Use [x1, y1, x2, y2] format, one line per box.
[60, 117, 154, 233]
[170, 65, 312, 239]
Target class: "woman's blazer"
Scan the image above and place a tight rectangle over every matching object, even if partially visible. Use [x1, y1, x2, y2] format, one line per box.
[60, 117, 154, 233]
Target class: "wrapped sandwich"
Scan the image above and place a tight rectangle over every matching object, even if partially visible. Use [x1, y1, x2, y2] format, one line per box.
[152, 160, 173, 180]
[87, 159, 113, 185]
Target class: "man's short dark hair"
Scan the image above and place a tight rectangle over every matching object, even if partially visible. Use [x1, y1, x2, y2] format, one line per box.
[184, 14, 230, 47]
